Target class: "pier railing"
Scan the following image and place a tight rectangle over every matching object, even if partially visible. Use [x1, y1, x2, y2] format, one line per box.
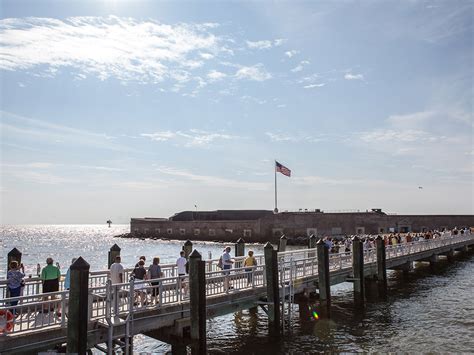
[1, 232, 472, 336]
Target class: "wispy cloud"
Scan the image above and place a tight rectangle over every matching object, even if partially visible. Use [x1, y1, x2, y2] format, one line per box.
[0, 16, 230, 85]
[344, 73, 364, 80]
[207, 70, 227, 81]
[303, 83, 326, 89]
[141, 129, 239, 147]
[285, 50, 299, 58]
[235, 64, 272, 81]
[291, 60, 310, 73]
[246, 39, 285, 50]
[156, 166, 269, 190]
[0, 111, 128, 151]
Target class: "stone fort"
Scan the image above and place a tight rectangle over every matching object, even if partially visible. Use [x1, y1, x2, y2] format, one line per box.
[130, 209, 474, 243]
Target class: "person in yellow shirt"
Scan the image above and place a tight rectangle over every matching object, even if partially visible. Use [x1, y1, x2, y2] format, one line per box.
[243, 250, 257, 285]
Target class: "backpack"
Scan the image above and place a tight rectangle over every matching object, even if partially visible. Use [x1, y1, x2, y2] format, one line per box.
[217, 256, 223, 269]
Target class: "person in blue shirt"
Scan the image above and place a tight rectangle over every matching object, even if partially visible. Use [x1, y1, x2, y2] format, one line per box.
[64, 258, 77, 290]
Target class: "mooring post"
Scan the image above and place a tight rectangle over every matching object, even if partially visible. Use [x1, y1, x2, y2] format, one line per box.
[189, 250, 206, 355]
[278, 235, 288, 252]
[108, 244, 121, 268]
[316, 239, 331, 317]
[264, 242, 280, 336]
[352, 236, 365, 308]
[375, 236, 387, 298]
[7, 248, 22, 271]
[235, 238, 245, 268]
[67, 257, 90, 355]
[308, 234, 317, 258]
[183, 240, 193, 260]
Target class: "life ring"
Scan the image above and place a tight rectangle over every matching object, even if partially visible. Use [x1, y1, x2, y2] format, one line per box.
[0, 309, 14, 333]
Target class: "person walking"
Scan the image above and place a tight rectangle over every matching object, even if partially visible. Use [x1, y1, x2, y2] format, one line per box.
[40, 257, 61, 315]
[222, 246, 234, 291]
[243, 250, 257, 286]
[7, 261, 25, 315]
[109, 256, 124, 285]
[147, 257, 163, 305]
[176, 251, 188, 296]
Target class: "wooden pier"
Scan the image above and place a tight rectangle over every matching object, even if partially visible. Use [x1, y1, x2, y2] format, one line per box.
[1, 232, 473, 354]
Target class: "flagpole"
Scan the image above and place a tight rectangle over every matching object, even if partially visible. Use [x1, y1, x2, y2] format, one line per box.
[274, 160, 277, 212]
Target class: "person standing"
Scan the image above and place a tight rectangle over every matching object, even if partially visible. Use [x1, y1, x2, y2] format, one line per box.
[109, 256, 124, 285]
[132, 260, 148, 306]
[40, 257, 61, 314]
[147, 257, 163, 305]
[64, 258, 78, 290]
[243, 250, 257, 285]
[176, 251, 188, 296]
[222, 246, 234, 291]
[7, 261, 25, 315]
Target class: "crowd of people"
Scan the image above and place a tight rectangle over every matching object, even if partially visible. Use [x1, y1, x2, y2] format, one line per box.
[319, 226, 471, 254]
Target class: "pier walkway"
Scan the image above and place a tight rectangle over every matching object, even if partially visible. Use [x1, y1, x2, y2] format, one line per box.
[1, 232, 473, 354]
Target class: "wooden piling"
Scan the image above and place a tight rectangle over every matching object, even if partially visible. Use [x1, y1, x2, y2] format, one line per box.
[351, 236, 365, 308]
[7, 248, 22, 271]
[316, 239, 330, 316]
[189, 250, 206, 355]
[67, 257, 90, 355]
[375, 236, 387, 298]
[278, 235, 288, 252]
[235, 238, 245, 257]
[108, 244, 121, 268]
[183, 240, 193, 259]
[264, 242, 280, 336]
[308, 234, 317, 258]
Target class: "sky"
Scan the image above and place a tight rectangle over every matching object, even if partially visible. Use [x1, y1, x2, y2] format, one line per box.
[0, 0, 473, 224]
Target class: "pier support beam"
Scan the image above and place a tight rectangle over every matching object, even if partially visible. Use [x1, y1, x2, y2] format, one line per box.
[183, 240, 193, 260]
[189, 250, 206, 355]
[402, 261, 413, 277]
[278, 235, 288, 252]
[67, 257, 90, 355]
[264, 242, 280, 336]
[352, 236, 365, 308]
[446, 249, 455, 262]
[364, 277, 379, 301]
[316, 239, 331, 317]
[108, 244, 121, 268]
[375, 236, 387, 298]
[7, 248, 22, 272]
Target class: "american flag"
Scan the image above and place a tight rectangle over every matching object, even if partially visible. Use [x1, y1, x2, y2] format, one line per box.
[275, 161, 291, 177]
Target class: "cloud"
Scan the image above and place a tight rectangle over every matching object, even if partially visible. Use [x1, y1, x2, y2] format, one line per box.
[285, 50, 299, 58]
[246, 40, 273, 49]
[235, 64, 271, 81]
[344, 73, 364, 80]
[291, 60, 310, 73]
[156, 166, 268, 190]
[246, 39, 286, 50]
[303, 83, 326, 89]
[207, 70, 227, 81]
[0, 111, 130, 151]
[0, 16, 230, 85]
[141, 129, 239, 147]
[265, 132, 298, 142]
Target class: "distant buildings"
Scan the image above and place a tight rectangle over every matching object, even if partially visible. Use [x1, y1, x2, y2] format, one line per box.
[130, 209, 474, 243]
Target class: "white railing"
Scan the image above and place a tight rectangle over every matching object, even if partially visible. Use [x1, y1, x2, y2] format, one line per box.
[1, 232, 472, 336]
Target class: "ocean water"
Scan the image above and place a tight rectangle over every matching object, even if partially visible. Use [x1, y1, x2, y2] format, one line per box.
[1, 225, 473, 353]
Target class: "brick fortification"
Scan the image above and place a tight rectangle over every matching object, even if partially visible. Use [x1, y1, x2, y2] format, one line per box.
[129, 209, 474, 243]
